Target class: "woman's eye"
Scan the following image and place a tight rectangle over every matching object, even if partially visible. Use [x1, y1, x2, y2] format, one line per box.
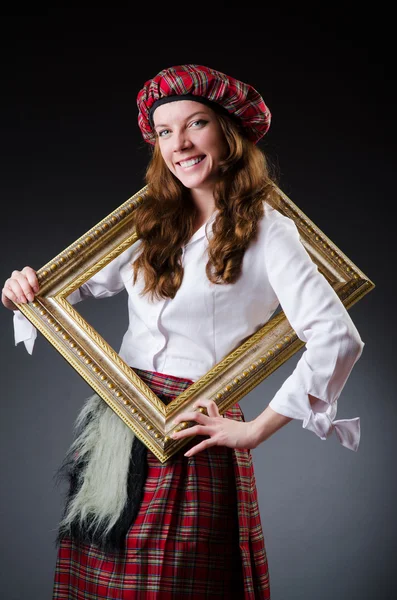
[158, 129, 170, 137]
[190, 119, 207, 128]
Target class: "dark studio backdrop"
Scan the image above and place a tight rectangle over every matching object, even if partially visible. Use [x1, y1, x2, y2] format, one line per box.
[0, 13, 395, 600]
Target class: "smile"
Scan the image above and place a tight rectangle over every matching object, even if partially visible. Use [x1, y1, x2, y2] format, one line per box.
[177, 155, 205, 169]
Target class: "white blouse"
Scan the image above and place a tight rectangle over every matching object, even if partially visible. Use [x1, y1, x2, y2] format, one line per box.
[13, 202, 364, 451]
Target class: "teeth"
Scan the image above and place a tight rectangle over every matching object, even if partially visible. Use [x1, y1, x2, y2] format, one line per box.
[179, 156, 204, 168]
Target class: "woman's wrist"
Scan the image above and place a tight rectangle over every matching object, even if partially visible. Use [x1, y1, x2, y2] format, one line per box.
[250, 405, 294, 447]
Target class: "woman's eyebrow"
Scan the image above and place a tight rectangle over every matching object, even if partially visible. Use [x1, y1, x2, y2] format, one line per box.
[154, 111, 209, 129]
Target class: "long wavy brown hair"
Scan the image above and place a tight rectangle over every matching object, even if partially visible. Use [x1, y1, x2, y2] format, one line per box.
[132, 113, 279, 300]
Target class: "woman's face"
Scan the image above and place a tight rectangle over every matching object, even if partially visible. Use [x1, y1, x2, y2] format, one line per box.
[152, 100, 228, 195]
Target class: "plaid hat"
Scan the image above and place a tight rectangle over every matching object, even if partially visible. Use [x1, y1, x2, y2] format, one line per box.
[137, 64, 271, 145]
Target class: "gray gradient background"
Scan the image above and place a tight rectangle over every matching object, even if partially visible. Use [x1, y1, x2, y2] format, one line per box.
[1, 13, 395, 600]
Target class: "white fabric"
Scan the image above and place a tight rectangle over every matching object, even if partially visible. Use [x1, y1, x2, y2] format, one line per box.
[13, 202, 364, 450]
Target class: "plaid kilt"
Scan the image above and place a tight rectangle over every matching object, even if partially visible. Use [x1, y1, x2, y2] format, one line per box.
[53, 368, 271, 599]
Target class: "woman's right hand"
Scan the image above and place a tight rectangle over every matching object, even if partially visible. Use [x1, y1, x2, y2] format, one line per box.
[1, 266, 39, 311]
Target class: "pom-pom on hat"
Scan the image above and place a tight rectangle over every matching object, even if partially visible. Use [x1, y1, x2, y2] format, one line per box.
[137, 64, 271, 145]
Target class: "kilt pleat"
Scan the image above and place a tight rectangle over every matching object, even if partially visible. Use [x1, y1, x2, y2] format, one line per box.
[53, 368, 271, 599]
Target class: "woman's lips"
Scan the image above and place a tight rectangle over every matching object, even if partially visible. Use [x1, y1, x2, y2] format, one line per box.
[177, 155, 206, 169]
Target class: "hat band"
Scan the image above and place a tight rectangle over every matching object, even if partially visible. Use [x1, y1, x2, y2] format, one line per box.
[148, 94, 231, 127]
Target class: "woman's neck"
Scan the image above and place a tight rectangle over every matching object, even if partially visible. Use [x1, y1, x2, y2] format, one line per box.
[190, 188, 216, 222]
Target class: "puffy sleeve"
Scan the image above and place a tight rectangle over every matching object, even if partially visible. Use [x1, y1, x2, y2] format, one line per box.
[13, 249, 133, 355]
[264, 207, 365, 451]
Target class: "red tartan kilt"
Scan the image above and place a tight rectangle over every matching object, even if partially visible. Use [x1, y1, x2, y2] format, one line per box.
[53, 369, 271, 599]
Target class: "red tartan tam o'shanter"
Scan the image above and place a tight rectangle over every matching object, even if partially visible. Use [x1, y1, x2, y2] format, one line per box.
[136, 64, 271, 145]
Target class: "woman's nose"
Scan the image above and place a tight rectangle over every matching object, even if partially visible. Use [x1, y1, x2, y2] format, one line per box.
[173, 130, 193, 152]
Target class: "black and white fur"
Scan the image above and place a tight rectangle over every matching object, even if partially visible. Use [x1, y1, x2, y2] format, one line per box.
[55, 393, 148, 553]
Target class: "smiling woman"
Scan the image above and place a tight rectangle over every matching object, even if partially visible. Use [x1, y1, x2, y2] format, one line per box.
[2, 64, 364, 600]
[153, 102, 228, 208]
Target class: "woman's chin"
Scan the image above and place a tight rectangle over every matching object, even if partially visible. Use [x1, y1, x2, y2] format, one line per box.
[177, 173, 217, 192]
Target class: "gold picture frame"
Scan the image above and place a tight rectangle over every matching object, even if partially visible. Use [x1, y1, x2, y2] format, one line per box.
[16, 185, 374, 462]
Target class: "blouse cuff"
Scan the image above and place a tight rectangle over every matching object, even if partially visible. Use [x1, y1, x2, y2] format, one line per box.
[13, 310, 37, 355]
[269, 389, 361, 452]
[302, 406, 360, 452]
[11, 289, 86, 356]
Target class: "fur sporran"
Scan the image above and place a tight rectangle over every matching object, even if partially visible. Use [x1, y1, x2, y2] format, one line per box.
[55, 393, 148, 553]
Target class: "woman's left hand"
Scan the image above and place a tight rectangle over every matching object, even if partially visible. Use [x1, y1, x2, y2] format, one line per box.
[171, 399, 259, 457]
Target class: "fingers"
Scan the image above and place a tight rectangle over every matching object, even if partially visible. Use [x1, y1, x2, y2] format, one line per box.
[2, 276, 25, 309]
[171, 401, 223, 455]
[172, 410, 211, 439]
[11, 269, 37, 302]
[21, 266, 39, 294]
[171, 424, 210, 440]
[1, 287, 18, 311]
[184, 438, 213, 458]
[1, 266, 38, 311]
[10, 267, 38, 300]
[192, 399, 220, 418]
[173, 410, 209, 426]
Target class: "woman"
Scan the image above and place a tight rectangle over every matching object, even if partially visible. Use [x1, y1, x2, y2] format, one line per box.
[2, 64, 364, 599]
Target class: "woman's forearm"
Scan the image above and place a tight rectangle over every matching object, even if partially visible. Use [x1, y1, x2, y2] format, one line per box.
[251, 406, 293, 446]
[251, 394, 319, 447]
